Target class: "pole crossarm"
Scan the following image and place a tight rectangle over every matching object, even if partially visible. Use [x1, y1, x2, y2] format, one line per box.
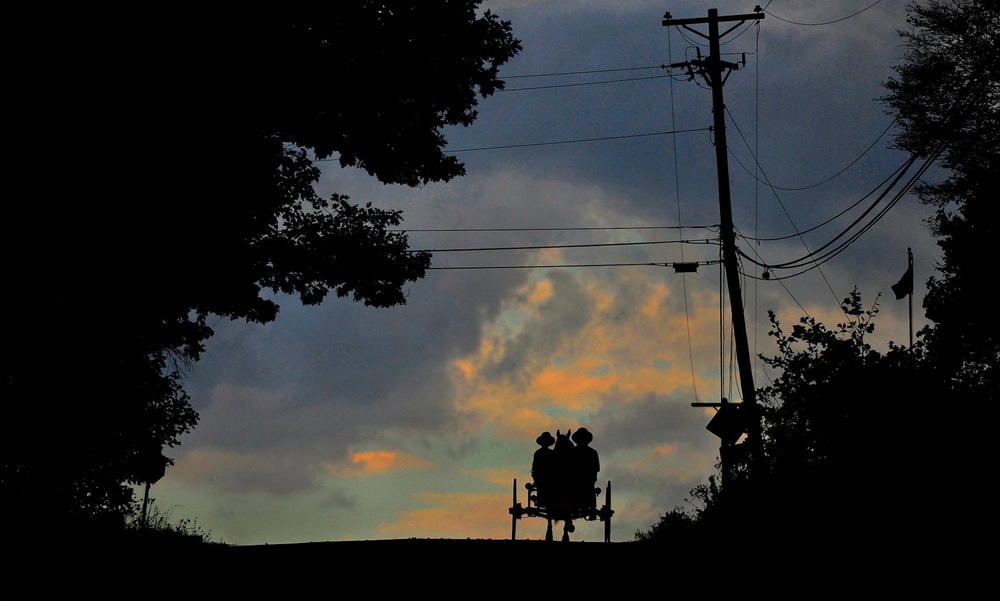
[662, 11, 764, 27]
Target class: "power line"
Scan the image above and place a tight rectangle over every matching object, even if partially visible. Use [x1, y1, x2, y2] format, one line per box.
[737, 149, 937, 277]
[765, 0, 886, 26]
[502, 74, 673, 91]
[735, 158, 911, 243]
[398, 225, 717, 233]
[724, 107, 843, 308]
[742, 153, 920, 271]
[501, 65, 666, 79]
[729, 118, 898, 191]
[446, 127, 710, 153]
[723, 101, 914, 254]
[737, 99, 962, 280]
[739, 243, 811, 315]
[312, 127, 711, 162]
[428, 260, 721, 271]
[667, 24, 702, 405]
[719, 20, 758, 47]
[411, 238, 718, 254]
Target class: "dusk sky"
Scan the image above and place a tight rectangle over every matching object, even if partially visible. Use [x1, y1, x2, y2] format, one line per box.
[147, 0, 939, 545]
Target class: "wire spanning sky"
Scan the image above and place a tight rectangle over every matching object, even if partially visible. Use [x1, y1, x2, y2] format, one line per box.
[153, 0, 938, 545]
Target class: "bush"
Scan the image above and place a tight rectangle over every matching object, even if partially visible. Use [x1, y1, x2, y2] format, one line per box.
[123, 499, 222, 548]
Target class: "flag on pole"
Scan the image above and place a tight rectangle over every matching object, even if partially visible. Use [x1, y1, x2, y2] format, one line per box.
[891, 248, 913, 300]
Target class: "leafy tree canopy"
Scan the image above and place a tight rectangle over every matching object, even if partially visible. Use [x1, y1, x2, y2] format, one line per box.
[1, 3, 521, 538]
[638, 292, 984, 562]
[881, 0, 1000, 394]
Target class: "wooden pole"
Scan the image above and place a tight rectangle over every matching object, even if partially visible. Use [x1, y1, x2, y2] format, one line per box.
[663, 8, 765, 475]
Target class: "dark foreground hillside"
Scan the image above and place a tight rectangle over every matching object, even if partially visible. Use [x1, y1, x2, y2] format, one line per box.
[3, 536, 989, 600]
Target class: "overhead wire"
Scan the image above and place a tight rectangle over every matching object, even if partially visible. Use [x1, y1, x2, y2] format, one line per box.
[446, 127, 711, 153]
[729, 118, 898, 191]
[501, 65, 668, 79]
[428, 260, 722, 271]
[420, 238, 720, 269]
[502, 73, 674, 92]
[734, 85, 972, 288]
[726, 0, 893, 324]
[735, 158, 912, 243]
[737, 153, 920, 272]
[338, 48, 917, 333]
[667, 23, 702, 404]
[399, 225, 717, 233]
[725, 107, 846, 311]
[765, 0, 886, 26]
[409, 238, 717, 254]
[752, 17, 762, 395]
[719, 244, 727, 402]
[734, 148, 940, 281]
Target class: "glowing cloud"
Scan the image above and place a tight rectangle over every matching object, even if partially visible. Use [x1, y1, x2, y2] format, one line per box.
[449, 263, 725, 441]
[325, 450, 432, 477]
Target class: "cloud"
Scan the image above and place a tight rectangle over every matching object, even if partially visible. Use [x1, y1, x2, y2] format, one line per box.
[169, 449, 316, 495]
[448, 254, 726, 441]
[324, 450, 433, 477]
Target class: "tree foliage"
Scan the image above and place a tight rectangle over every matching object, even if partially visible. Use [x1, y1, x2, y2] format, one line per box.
[1, 3, 521, 538]
[755, 291, 947, 541]
[637, 292, 960, 548]
[881, 0, 1000, 396]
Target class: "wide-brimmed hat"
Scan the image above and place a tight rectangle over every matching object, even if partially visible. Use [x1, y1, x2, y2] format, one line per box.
[536, 431, 555, 446]
[571, 427, 593, 445]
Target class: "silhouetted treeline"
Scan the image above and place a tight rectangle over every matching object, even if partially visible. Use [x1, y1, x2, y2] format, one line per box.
[1, 3, 520, 543]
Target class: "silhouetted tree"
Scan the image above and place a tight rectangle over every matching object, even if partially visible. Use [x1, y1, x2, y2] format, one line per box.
[633, 506, 697, 543]
[881, 0, 1000, 398]
[1, 3, 521, 539]
[638, 291, 961, 555]
[754, 290, 945, 545]
[878, 0, 997, 547]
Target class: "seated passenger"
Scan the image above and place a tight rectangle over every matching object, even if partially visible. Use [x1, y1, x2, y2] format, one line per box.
[570, 427, 600, 512]
[531, 431, 555, 506]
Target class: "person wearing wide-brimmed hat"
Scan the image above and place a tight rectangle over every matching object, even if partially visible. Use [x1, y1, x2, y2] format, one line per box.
[570, 427, 600, 514]
[531, 431, 556, 506]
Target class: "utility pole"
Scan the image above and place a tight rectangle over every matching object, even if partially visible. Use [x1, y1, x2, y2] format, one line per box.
[663, 8, 765, 478]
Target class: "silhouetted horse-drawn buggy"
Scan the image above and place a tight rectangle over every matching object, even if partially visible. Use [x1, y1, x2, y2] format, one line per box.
[508, 428, 614, 542]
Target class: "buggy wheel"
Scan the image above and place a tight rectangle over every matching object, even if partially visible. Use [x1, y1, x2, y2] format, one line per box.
[510, 478, 518, 541]
[603, 480, 612, 543]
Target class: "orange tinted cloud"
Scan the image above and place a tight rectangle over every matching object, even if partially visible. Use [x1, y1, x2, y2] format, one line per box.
[325, 450, 431, 477]
[533, 367, 615, 402]
[651, 444, 680, 459]
[449, 266, 724, 441]
[526, 278, 554, 305]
